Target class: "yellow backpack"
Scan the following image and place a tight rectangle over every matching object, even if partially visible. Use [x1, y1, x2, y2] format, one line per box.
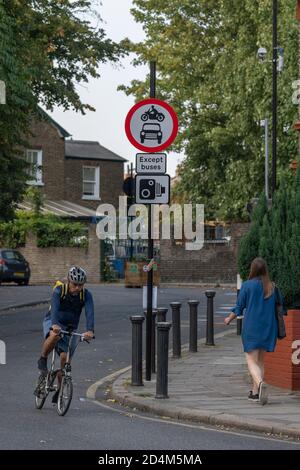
[52, 280, 85, 303]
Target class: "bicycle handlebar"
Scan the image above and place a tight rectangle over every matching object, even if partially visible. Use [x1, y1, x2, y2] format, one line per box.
[50, 327, 95, 341]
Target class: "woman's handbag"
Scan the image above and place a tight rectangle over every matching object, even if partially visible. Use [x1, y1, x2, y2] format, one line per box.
[275, 286, 287, 340]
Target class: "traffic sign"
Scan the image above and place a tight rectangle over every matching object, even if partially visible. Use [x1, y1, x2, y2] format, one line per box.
[123, 176, 135, 207]
[135, 174, 170, 204]
[125, 98, 178, 152]
[136, 153, 167, 174]
[123, 176, 135, 196]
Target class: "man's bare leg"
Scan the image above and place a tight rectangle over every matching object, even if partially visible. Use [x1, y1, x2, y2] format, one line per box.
[52, 352, 69, 404]
[38, 331, 60, 372]
[56, 352, 68, 386]
[41, 331, 60, 358]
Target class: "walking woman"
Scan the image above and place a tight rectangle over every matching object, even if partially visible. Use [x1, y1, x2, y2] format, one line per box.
[224, 258, 284, 405]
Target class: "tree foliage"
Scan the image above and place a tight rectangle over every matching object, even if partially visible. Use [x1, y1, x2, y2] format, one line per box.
[238, 167, 300, 306]
[0, 211, 88, 248]
[0, 0, 121, 220]
[237, 194, 267, 280]
[121, 0, 298, 220]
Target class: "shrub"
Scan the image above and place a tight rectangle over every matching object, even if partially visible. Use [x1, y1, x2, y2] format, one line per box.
[0, 212, 88, 248]
[237, 194, 267, 280]
[238, 165, 300, 306]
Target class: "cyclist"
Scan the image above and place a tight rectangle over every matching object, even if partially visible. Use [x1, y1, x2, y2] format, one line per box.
[37, 266, 94, 403]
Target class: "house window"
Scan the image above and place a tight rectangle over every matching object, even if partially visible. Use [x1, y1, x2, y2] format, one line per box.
[82, 166, 100, 199]
[25, 149, 43, 185]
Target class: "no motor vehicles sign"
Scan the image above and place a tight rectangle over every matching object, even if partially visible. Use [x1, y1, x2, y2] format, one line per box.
[125, 98, 178, 152]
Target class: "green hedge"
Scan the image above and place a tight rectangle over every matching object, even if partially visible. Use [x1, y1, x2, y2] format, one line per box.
[237, 167, 300, 307]
[0, 212, 88, 249]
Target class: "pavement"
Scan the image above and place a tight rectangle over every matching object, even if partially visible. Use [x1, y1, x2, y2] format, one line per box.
[0, 284, 51, 311]
[101, 330, 300, 440]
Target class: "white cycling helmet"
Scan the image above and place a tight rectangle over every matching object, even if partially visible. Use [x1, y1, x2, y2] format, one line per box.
[68, 266, 87, 284]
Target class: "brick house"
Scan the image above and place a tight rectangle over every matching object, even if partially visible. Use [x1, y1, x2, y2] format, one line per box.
[22, 109, 126, 213]
[16, 110, 127, 284]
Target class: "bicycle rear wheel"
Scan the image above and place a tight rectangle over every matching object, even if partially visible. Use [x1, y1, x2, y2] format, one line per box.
[34, 374, 48, 409]
[57, 376, 73, 416]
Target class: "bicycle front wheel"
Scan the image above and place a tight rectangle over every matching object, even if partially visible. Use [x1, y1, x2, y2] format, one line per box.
[34, 374, 48, 410]
[57, 376, 73, 416]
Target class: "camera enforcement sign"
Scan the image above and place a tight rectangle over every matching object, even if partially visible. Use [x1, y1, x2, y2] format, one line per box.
[125, 98, 178, 152]
[135, 174, 170, 204]
[136, 153, 166, 174]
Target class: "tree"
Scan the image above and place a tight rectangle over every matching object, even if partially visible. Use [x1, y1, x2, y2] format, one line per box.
[0, 0, 121, 220]
[237, 194, 267, 280]
[238, 164, 300, 306]
[121, 0, 298, 220]
[258, 213, 272, 268]
[26, 187, 45, 217]
[283, 168, 300, 305]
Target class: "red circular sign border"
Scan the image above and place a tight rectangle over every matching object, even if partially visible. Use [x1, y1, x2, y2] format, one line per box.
[125, 98, 179, 152]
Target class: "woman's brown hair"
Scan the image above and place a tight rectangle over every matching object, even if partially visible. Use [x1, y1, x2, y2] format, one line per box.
[248, 257, 274, 298]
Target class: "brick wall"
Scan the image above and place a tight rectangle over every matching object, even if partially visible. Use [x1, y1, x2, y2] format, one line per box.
[160, 223, 250, 284]
[64, 158, 124, 209]
[29, 119, 65, 200]
[264, 310, 300, 390]
[19, 225, 100, 284]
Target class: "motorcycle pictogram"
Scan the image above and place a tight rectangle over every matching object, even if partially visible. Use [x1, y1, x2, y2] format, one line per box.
[141, 105, 165, 122]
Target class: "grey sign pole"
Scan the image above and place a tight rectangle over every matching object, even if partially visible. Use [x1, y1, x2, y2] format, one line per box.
[264, 118, 269, 200]
[272, 0, 278, 194]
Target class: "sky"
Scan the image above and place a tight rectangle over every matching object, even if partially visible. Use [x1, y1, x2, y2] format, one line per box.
[50, 0, 184, 177]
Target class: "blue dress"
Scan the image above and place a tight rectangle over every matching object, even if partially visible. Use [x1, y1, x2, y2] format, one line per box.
[232, 279, 282, 353]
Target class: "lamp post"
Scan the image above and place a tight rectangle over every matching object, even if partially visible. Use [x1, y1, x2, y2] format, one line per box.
[260, 119, 269, 200]
[257, 1, 283, 196]
[272, 0, 278, 195]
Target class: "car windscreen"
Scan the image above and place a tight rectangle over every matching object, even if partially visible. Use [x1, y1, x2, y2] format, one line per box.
[2, 250, 24, 261]
[142, 124, 160, 130]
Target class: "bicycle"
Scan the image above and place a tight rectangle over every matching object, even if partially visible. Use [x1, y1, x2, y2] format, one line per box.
[34, 328, 92, 416]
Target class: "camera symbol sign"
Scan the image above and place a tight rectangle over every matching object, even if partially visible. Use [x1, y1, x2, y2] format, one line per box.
[125, 98, 178, 152]
[135, 174, 170, 204]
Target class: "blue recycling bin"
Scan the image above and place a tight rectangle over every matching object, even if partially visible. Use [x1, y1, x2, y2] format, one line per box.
[112, 259, 125, 279]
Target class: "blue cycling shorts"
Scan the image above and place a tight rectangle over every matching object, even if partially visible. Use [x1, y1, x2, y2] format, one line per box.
[43, 318, 78, 356]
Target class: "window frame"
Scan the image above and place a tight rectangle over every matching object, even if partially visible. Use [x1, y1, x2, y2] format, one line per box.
[25, 149, 43, 186]
[82, 165, 100, 200]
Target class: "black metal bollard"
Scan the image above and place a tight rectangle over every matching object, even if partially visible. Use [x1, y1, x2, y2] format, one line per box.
[155, 322, 172, 399]
[236, 275, 243, 335]
[130, 315, 144, 386]
[156, 307, 168, 322]
[170, 302, 182, 358]
[144, 309, 157, 374]
[188, 300, 199, 352]
[151, 310, 157, 373]
[205, 291, 216, 346]
[236, 286, 242, 335]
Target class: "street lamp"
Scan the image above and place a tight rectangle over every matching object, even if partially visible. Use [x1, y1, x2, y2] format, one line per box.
[260, 119, 269, 200]
[257, 0, 283, 196]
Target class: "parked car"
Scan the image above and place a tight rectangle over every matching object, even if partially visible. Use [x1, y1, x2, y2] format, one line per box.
[0, 249, 30, 285]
